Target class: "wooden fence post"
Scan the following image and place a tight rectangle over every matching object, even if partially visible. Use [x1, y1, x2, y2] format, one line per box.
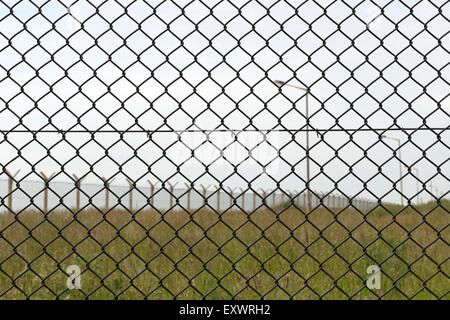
[5, 169, 20, 213]
[184, 182, 191, 211]
[40, 171, 55, 213]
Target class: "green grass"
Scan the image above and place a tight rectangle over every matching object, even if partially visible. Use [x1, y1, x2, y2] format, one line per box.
[0, 200, 448, 299]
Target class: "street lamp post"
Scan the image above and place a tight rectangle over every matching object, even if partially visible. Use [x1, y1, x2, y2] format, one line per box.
[274, 80, 311, 213]
[381, 135, 404, 206]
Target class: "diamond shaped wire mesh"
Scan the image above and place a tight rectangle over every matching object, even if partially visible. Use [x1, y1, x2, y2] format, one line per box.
[0, 0, 449, 299]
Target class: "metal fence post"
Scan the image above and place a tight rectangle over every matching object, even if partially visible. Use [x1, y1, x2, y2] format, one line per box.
[268, 189, 273, 208]
[5, 169, 20, 213]
[40, 171, 55, 213]
[302, 192, 306, 209]
[168, 182, 178, 209]
[72, 174, 84, 212]
[126, 178, 134, 212]
[258, 188, 266, 208]
[184, 182, 191, 211]
[215, 185, 221, 212]
[200, 184, 210, 207]
[239, 187, 245, 211]
[147, 180, 157, 208]
[101, 177, 115, 211]
[287, 190, 293, 208]
[227, 186, 236, 209]
[294, 190, 299, 207]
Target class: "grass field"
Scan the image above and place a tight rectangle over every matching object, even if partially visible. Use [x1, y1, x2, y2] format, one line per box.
[0, 200, 448, 299]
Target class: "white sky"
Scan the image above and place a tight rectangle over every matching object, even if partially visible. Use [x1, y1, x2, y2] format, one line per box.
[0, 0, 449, 204]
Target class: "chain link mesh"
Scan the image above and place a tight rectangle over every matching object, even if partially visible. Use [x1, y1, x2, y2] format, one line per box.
[0, 0, 449, 299]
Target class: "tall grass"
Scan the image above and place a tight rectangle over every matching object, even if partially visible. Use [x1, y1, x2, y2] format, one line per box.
[0, 200, 448, 299]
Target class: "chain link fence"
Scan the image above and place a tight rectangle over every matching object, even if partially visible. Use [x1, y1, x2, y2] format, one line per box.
[0, 0, 448, 299]
[0, 177, 379, 212]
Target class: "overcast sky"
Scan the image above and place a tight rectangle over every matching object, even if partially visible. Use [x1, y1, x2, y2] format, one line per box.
[0, 0, 449, 204]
